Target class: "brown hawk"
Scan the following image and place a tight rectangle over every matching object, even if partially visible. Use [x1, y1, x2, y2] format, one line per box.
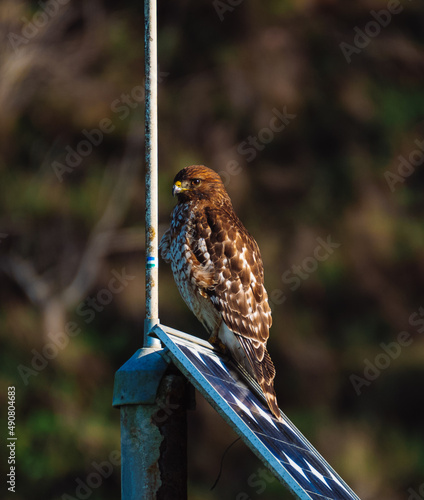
[159, 165, 281, 420]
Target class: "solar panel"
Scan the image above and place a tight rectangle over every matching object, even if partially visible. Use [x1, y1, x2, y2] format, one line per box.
[152, 324, 361, 500]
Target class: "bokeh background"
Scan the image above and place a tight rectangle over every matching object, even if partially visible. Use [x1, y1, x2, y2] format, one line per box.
[1, 0, 424, 499]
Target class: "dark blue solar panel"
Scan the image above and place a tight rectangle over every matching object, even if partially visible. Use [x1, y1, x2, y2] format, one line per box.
[152, 325, 360, 500]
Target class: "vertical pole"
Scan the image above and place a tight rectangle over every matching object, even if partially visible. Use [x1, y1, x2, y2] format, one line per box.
[114, 349, 189, 500]
[114, 4, 189, 499]
[144, 0, 161, 348]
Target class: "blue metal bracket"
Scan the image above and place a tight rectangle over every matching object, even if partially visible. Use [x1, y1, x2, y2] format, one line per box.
[112, 346, 169, 407]
[113, 342, 189, 500]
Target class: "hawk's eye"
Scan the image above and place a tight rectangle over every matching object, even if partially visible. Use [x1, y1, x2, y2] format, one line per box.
[191, 179, 201, 187]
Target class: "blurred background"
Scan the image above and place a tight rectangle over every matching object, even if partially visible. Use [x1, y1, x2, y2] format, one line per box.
[1, 0, 424, 499]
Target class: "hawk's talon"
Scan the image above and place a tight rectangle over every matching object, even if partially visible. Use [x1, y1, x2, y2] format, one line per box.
[209, 335, 228, 354]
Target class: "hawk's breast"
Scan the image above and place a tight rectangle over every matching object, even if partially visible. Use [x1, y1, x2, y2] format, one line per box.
[168, 203, 220, 335]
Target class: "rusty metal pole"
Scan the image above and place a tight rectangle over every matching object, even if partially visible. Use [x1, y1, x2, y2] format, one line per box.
[113, 1, 189, 499]
[113, 351, 189, 500]
[144, 0, 161, 348]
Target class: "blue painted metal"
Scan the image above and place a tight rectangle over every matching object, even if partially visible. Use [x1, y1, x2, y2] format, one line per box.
[119, 404, 164, 499]
[113, 344, 189, 500]
[113, 347, 169, 406]
[113, 347, 169, 499]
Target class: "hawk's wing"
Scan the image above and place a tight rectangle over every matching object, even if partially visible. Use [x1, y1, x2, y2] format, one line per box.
[186, 205, 278, 409]
[192, 205, 272, 343]
[190, 205, 279, 419]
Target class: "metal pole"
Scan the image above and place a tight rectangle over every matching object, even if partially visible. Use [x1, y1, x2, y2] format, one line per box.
[144, 0, 161, 348]
[113, 5, 189, 500]
[113, 349, 190, 500]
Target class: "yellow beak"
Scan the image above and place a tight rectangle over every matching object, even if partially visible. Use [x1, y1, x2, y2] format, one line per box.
[172, 180, 188, 196]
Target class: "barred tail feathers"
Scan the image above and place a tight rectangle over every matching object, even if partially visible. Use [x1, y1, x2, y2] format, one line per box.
[235, 334, 282, 421]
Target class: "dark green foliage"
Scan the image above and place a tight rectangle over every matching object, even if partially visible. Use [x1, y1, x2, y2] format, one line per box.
[1, 1, 424, 499]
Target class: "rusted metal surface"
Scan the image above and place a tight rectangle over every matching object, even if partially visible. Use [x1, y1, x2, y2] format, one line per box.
[114, 349, 189, 500]
[120, 404, 163, 500]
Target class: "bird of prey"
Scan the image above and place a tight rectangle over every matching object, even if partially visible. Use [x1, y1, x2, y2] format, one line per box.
[159, 165, 281, 420]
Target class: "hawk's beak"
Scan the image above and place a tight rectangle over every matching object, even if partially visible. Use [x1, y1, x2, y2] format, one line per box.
[172, 180, 187, 196]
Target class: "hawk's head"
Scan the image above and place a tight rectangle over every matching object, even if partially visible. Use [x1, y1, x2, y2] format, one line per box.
[172, 165, 231, 205]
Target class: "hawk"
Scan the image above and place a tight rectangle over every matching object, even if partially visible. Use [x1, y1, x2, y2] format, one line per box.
[159, 165, 281, 420]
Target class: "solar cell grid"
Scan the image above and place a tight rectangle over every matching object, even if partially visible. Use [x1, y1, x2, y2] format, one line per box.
[152, 325, 360, 500]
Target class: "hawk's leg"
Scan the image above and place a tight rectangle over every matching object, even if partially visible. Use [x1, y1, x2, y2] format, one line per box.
[208, 326, 228, 354]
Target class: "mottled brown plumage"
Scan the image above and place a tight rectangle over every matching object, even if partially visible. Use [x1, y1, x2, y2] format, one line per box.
[159, 165, 281, 420]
